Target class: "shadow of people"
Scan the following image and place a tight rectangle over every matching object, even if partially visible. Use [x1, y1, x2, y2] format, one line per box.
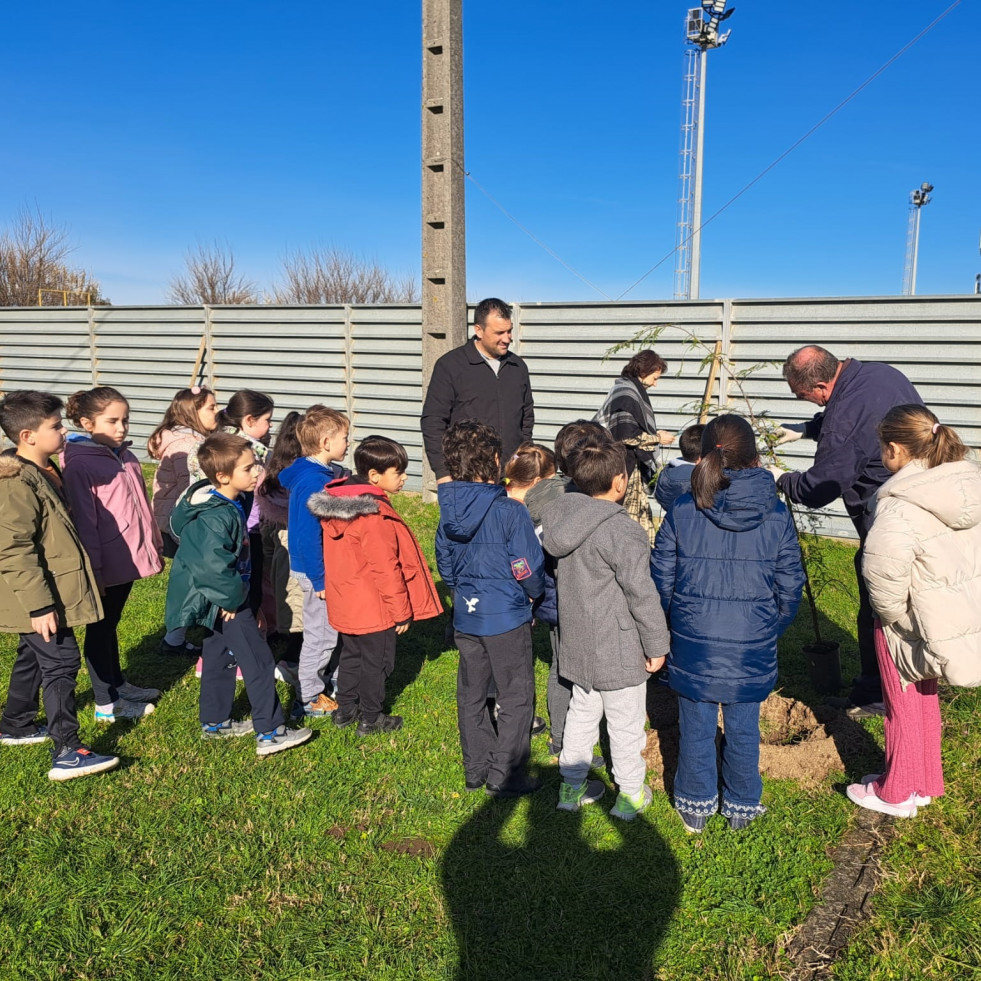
[442, 776, 681, 981]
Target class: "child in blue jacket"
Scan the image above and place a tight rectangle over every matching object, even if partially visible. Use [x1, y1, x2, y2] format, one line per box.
[436, 421, 545, 798]
[654, 423, 703, 513]
[652, 415, 804, 833]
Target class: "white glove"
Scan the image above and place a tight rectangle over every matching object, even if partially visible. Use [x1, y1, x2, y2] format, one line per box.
[766, 465, 786, 482]
[773, 423, 807, 445]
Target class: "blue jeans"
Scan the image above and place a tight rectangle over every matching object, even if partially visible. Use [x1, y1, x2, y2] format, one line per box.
[674, 695, 765, 820]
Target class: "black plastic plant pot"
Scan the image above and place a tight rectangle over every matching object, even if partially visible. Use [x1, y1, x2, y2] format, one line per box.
[802, 640, 842, 694]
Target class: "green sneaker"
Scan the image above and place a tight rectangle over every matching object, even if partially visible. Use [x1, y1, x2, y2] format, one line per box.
[556, 779, 606, 812]
[610, 785, 653, 822]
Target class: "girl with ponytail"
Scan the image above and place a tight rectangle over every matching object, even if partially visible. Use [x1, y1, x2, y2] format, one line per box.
[849, 404, 981, 817]
[652, 414, 804, 833]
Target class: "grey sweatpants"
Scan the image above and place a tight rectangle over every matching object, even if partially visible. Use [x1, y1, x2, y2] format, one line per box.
[559, 680, 648, 798]
[294, 572, 338, 704]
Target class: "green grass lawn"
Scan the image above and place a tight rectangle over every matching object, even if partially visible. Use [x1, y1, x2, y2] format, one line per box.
[0, 493, 978, 980]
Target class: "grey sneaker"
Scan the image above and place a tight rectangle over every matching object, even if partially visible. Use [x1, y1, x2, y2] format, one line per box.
[846, 701, 886, 719]
[201, 719, 254, 739]
[117, 681, 162, 702]
[94, 699, 155, 723]
[611, 786, 653, 822]
[678, 809, 708, 834]
[556, 779, 606, 812]
[255, 725, 313, 757]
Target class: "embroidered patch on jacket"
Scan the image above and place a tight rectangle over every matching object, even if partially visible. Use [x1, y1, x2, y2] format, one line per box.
[511, 557, 531, 581]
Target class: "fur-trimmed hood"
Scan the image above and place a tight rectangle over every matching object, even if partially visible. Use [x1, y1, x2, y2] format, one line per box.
[0, 451, 23, 480]
[308, 488, 382, 522]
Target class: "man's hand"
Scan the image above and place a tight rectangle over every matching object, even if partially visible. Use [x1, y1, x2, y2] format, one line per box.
[31, 612, 58, 643]
[773, 423, 807, 445]
[645, 655, 666, 674]
[766, 464, 786, 482]
[220, 608, 237, 621]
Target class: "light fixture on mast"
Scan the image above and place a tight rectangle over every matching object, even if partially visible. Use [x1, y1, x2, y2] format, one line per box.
[902, 181, 933, 296]
[674, 1, 734, 301]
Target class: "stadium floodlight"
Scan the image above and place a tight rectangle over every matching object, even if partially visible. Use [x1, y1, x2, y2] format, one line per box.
[903, 182, 934, 295]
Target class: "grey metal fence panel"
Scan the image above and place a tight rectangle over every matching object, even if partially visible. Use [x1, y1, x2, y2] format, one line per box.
[2, 296, 979, 535]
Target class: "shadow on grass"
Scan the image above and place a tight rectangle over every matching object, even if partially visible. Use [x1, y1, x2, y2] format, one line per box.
[443, 779, 680, 981]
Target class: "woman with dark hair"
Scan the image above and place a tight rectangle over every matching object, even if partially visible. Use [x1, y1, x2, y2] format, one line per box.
[593, 349, 675, 544]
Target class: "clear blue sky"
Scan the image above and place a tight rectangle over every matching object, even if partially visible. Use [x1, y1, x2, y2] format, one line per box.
[1, 0, 976, 305]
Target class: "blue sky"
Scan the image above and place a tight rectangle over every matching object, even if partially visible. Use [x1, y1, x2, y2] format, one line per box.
[1, 0, 976, 305]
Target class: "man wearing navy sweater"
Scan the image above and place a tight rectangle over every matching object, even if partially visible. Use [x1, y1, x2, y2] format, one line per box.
[771, 345, 923, 715]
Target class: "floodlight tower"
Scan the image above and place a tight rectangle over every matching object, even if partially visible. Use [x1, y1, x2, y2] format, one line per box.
[902, 182, 933, 295]
[674, 1, 734, 301]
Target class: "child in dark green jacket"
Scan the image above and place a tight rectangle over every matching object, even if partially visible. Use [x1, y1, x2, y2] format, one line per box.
[166, 432, 311, 757]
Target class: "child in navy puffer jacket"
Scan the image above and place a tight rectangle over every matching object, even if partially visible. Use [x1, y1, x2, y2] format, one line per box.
[652, 415, 804, 834]
[436, 422, 545, 798]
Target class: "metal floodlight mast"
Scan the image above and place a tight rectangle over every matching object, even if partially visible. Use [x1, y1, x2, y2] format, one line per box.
[902, 181, 933, 296]
[674, 3, 734, 301]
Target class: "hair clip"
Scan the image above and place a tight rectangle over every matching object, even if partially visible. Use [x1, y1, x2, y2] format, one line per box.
[932, 422, 940, 435]
[715, 443, 723, 449]
[190, 386, 202, 395]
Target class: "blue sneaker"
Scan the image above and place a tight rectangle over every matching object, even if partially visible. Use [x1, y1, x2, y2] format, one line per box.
[0, 725, 50, 745]
[47, 746, 119, 782]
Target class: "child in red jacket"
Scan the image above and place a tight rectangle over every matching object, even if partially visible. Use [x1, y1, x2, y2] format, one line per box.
[309, 436, 442, 735]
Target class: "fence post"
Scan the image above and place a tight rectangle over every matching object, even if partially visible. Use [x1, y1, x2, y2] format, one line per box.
[88, 303, 99, 386]
[344, 305, 355, 437]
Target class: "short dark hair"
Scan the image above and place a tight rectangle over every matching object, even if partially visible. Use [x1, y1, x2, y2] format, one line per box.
[197, 432, 253, 484]
[355, 435, 409, 477]
[0, 390, 64, 443]
[553, 419, 612, 473]
[474, 297, 512, 327]
[678, 424, 704, 462]
[783, 345, 840, 391]
[442, 419, 501, 482]
[566, 441, 628, 498]
[621, 349, 668, 380]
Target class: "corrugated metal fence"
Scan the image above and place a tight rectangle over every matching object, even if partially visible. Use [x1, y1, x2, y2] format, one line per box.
[2, 295, 979, 537]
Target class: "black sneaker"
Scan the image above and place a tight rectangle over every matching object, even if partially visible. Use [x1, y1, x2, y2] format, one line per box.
[356, 714, 403, 736]
[332, 707, 359, 729]
[485, 774, 542, 798]
[159, 639, 201, 657]
[530, 716, 547, 737]
[464, 774, 487, 792]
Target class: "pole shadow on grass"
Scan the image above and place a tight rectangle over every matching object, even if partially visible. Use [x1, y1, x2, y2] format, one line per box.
[442, 779, 680, 981]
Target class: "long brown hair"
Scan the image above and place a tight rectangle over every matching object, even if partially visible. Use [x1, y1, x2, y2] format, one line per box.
[878, 404, 967, 469]
[690, 414, 759, 510]
[147, 387, 215, 458]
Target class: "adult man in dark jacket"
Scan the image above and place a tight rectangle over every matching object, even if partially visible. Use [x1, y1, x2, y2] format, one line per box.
[771, 345, 923, 714]
[421, 298, 534, 483]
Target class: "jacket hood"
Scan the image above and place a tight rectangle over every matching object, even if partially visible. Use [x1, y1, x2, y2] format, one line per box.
[65, 434, 132, 456]
[700, 468, 777, 531]
[170, 479, 235, 536]
[540, 494, 625, 557]
[437, 482, 506, 543]
[308, 479, 384, 529]
[523, 474, 572, 523]
[279, 456, 331, 493]
[879, 460, 981, 530]
[155, 426, 199, 451]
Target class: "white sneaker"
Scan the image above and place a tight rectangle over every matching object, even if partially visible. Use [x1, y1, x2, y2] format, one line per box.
[117, 681, 162, 702]
[94, 699, 155, 723]
[861, 774, 931, 806]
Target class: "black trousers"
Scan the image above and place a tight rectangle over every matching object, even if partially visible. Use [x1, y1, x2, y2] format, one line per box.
[336, 628, 397, 720]
[84, 581, 133, 705]
[199, 607, 284, 734]
[456, 622, 534, 788]
[852, 544, 882, 705]
[1, 628, 82, 756]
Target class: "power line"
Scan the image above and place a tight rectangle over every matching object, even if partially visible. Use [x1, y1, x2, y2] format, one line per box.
[616, 0, 963, 300]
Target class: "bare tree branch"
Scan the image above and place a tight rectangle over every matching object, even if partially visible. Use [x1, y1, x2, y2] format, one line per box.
[167, 243, 259, 305]
[273, 248, 418, 305]
[0, 208, 106, 306]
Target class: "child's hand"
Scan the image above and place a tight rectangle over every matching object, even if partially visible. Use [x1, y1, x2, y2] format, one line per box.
[395, 623, 410, 635]
[316, 590, 326, 601]
[220, 608, 237, 621]
[645, 656, 666, 673]
[31, 612, 58, 643]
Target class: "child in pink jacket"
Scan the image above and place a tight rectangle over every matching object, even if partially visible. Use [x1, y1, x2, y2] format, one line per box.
[147, 386, 217, 655]
[63, 387, 164, 722]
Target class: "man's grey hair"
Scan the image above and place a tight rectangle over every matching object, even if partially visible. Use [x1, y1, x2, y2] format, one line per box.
[783, 345, 840, 390]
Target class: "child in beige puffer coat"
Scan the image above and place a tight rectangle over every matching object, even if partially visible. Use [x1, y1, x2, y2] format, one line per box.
[848, 404, 981, 818]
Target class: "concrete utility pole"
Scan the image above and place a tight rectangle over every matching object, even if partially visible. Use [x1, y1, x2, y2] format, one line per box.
[421, 0, 466, 499]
